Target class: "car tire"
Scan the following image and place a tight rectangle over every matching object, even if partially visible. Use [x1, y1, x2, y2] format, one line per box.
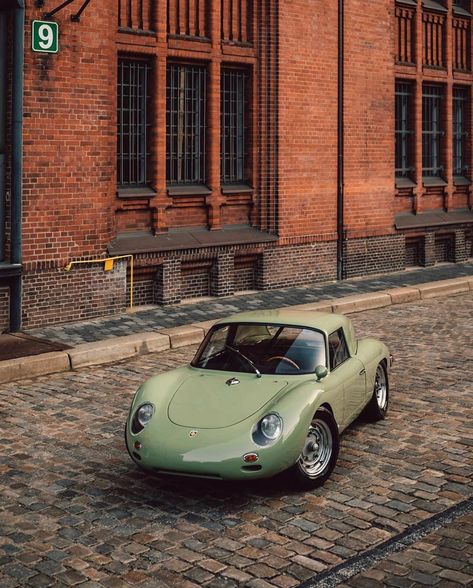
[289, 407, 340, 490]
[365, 362, 389, 421]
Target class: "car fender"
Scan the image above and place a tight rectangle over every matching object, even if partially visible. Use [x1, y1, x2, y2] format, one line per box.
[266, 381, 337, 462]
[128, 366, 190, 421]
[356, 338, 390, 394]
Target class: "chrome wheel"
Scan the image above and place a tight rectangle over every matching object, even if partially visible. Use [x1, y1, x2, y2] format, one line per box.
[298, 418, 333, 478]
[374, 365, 387, 410]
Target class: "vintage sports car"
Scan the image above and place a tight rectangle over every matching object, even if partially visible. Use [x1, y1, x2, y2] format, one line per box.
[125, 310, 391, 488]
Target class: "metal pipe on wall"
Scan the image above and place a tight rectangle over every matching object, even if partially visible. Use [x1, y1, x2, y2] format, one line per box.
[10, 0, 24, 331]
[0, 12, 7, 263]
[337, 0, 345, 281]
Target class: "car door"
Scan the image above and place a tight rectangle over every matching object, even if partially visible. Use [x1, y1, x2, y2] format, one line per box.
[328, 328, 366, 426]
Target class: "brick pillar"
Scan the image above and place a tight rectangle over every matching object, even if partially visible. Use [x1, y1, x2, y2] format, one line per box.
[210, 251, 235, 297]
[444, 0, 454, 212]
[155, 258, 181, 304]
[453, 229, 467, 262]
[423, 232, 436, 266]
[414, 3, 424, 213]
[152, 2, 169, 234]
[206, 2, 223, 230]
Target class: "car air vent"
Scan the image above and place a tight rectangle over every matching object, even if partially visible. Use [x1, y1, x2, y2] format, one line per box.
[241, 465, 263, 472]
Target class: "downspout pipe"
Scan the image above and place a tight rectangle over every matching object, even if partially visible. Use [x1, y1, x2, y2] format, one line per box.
[0, 12, 7, 262]
[10, 0, 25, 331]
[337, 0, 345, 281]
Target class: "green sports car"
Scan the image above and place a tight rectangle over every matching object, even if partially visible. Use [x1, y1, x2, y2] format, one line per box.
[125, 310, 391, 489]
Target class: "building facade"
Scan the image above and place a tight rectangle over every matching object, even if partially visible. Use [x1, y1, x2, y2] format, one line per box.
[0, 0, 472, 330]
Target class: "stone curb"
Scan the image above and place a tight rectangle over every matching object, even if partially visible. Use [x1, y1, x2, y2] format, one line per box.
[0, 351, 71, 384]
[68, 332, 170, 370]
[1, 276, 471, 384]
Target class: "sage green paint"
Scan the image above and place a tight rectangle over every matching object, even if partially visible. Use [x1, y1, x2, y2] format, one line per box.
[125, 311, 390, 480]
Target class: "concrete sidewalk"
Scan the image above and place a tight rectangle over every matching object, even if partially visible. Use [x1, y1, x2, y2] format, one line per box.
[2, 261, 473, 384]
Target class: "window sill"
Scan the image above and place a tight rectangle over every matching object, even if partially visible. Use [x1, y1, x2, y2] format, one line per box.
[167, 184, 212, 196]
[168, 34, 211, 43]
[423, 176, 447, 187]
[117, 186, 156, 199]
[453, 175, 471, 186]
[396, 0, 417, 6]
[395, 177, 416, 189]
[453, 6, 472, 18]
[422, 0, 448, 13]
[118, 27, 156, 37]
[221, 183, 253, 195]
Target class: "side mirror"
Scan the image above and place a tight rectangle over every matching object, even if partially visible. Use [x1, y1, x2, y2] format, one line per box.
[315, 365, 328, 381]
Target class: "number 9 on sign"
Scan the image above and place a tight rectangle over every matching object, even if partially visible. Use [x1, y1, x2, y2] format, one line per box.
[32, 21, 59, 54]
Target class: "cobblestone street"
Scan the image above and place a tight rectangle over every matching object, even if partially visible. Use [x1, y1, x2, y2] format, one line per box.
[1, 294, 472, 587]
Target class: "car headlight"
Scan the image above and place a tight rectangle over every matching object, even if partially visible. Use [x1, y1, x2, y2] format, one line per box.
[131, 403, 155, 434]
[260, 414, 283, 440]
[253, 413, 283, 445]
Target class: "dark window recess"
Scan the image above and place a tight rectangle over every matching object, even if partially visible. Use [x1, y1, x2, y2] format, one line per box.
[422, 84, 444, 178]
[453, 87, 469, 177]
[181, 263, 211, 298]
[328, 328, 349, 371]
[221, 69, 248, 184]
[435, 236, 454, 263]
[405, 237, 423, 267]
[166, 63, 207, 185]
[117, 58, 151, 188]
[395, 81, 414, 178]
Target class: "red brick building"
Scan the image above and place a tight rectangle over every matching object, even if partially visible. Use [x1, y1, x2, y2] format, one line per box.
[0, 0, 472, 330]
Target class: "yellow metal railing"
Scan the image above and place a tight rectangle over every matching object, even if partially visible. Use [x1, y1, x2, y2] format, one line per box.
[64, 255, 134, 309]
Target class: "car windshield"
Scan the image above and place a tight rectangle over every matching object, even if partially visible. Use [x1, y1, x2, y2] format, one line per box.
[192, 323, 327, 375]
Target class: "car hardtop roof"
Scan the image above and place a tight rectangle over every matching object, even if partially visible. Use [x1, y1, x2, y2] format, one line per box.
[214, 309, 351, 335]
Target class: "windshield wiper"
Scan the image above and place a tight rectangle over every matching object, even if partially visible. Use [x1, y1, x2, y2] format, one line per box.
[225, 345, 261, 378]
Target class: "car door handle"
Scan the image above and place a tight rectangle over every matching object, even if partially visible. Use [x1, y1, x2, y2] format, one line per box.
[359, 369, 366, 375]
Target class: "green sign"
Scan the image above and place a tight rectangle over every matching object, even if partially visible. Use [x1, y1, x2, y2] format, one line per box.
[32, 21, 59, 54]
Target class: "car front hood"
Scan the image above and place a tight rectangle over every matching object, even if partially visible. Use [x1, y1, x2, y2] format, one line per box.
[167, 371, 288, 429]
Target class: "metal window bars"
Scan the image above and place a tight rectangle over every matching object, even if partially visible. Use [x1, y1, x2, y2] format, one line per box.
[221, 69, 247, 184]
[453, 87, 469, 176]
[422, 84, 444, 177]
[117, 58, 150, 187]
[395, 81, 414, 177]
[166, 64, 207, 185]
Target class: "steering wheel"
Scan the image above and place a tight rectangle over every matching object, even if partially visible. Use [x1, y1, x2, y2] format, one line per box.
[265, 356, 300, 370]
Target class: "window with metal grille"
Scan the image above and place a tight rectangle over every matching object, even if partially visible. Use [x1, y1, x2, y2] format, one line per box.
[395, 81, 414, 178]
[221, 68, 248, 184]
[453, 87, 469, 177]
[166, 63, 207, 185]
[422, 84, 444, 177]
[117, 58, 150, 188]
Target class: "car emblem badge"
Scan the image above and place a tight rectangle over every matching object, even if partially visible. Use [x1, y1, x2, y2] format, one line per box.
[226, 377, 240, 386]
[189, 430, 199, 437]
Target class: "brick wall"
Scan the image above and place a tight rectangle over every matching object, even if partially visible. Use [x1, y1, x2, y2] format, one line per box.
[22, 262, 126, 329]
[0, 288, 9, 333]
[257, 242, 337, 290]
[344, 235, 405, 279]
[8, 0, 472, 330]
[277, 1, 338, 239]
[22, 2, 116, 267]
[343, 0, 395, 238]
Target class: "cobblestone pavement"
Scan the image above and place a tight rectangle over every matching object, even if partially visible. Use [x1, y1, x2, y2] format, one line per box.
[337, 510, 473, 588]
[26, 261, 473, 345]
[1, 293, 472, 587]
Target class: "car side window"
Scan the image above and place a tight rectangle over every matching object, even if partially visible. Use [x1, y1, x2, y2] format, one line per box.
[328, 328, 350, 370]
